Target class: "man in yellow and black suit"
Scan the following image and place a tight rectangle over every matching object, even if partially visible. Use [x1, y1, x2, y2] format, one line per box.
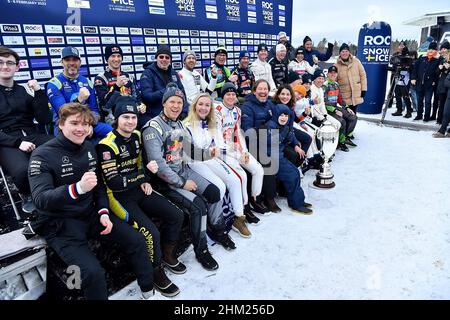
[97, 95, 185, 298]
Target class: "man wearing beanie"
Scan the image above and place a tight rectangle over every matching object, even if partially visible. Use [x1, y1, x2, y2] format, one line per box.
[250, 43, 277, 92]
[204, 46, 238, 95]
[178, 49, 217, 104]
[97, 95, 184, 297]
[140, 45, 186, 126]
[94, 44, 145, 125]
[268, 43, 289, 88]
[335, 43, 367, 114]
[302, 35, 334, 67]
[142, 82, 221, 271]
[47, 46, 112, 140]
[230, 50, 255, 102]
[267, 31, 295, 63]
[411, 42, 440, 121]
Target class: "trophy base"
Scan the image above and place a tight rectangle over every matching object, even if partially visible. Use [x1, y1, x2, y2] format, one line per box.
[313, 174, 336, 189]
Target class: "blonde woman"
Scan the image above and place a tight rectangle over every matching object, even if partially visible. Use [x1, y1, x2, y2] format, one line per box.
[184, 93, 253, 239]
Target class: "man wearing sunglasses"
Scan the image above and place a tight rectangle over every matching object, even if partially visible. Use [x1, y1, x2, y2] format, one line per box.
[0, 46, 52, 214]
[140, 45, 187, 126]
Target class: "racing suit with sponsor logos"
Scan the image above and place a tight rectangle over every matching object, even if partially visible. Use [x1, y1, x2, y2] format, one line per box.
[28, 133, 153, 300]
[142, 113, 225, 255]
[97, 129, 184, 265]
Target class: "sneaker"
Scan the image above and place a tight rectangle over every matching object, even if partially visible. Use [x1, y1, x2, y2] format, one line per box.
[291, 207, 313, 215]
[196, 249, 219, 271]
[153, 266, 180, 297]
[404, 113, 412, 118]
[432, 132, 446, 138]
[347, 134, 355, 140]
[213, 230, 237, 249]
[244, 206, 261, 225]
[232, 216, 251, 238]
[391, 111, 402, 116]
[20, 194, 36, 214]
[413, 115, 422, 121]
[344, 138, 357, 147]
[264, 198, 282, 213]
[337, 143, 349, 152]
[141, 289, 167, 300]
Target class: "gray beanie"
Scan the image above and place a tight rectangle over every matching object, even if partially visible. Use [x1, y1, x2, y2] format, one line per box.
[162, 82, 185, 104]
[183, 49, 196, 62]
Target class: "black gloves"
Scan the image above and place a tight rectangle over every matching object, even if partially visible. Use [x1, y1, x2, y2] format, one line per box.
[361, 90, 366, 98]
[327, 42, 334, 50]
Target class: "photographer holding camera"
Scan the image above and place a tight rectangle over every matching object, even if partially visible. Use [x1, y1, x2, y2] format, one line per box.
[388, 45, 414, 118]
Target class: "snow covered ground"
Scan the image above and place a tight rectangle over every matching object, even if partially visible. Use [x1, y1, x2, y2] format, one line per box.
[112, 120, 450, 300]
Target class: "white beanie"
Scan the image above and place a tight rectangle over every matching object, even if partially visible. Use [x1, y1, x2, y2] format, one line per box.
[276, 43, 286, 52]
[278, 31, 287, 40]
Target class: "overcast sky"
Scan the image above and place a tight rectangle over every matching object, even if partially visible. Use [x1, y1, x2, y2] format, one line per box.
[291, 1, 449, 46]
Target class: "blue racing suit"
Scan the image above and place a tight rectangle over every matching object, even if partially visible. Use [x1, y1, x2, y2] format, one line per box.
[47, 72, 112, 139]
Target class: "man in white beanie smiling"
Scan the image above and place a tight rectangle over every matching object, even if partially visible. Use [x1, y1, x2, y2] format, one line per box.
[178, 49, 218, 104]
[268, 43, 289, 88]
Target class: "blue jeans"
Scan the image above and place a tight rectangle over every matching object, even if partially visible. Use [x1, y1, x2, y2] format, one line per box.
[409, 86, 418, 112]
[416, 88, 434, 119]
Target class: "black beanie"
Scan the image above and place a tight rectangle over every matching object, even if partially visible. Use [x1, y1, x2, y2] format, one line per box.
[220, 82, 237, 98]
[428, 42, 438, 51]
[339, 43, 350, 53]
[156, 45, 172, 59]
[303, 36, 312, 45]
[257, 43, 268, 53]
[114, 96, 138, 119]
[104, 45, 123, 61]
[440, 41, 450, 50]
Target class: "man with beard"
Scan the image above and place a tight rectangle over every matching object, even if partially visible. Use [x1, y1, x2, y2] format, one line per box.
[267, 31, 295, 63]
[47, 46, 112, 140]
[178, 49, 217, 104]
[140, 45, 186, 126]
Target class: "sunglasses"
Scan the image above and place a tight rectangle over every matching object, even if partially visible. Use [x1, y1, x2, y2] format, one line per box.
[158, 55, 171, 60]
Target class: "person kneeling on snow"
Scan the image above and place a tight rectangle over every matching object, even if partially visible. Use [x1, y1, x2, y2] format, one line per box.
[266, 104, 313, 215]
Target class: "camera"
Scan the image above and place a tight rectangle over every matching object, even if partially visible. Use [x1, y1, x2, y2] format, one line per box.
[388, 53, 413, 72]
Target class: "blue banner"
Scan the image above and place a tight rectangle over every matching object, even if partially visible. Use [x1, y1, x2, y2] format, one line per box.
[0, 0, 292, 84]
[356, 21, 391, 114]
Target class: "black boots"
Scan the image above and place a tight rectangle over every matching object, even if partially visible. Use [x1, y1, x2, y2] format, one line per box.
[153, 265, 180, 297]
[265, 198, 281, 213]
[162, 244, 187, 274]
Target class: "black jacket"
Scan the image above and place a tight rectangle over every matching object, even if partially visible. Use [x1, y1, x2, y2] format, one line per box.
[0, 83, 51, 147]
[411, 56, 440, 91]
[268, 57, 288, 88]
[29, 134, 109, 219]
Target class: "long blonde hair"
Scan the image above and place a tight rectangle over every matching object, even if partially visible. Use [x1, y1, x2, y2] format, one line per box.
[183, 93, 216, 132]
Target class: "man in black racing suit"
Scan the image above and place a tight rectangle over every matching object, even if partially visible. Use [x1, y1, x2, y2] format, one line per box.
[28, 103, 156, 300]
[97, 95, 184, 297]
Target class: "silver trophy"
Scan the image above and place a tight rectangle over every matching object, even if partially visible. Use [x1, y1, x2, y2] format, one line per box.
[313, 116, 339, 188]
